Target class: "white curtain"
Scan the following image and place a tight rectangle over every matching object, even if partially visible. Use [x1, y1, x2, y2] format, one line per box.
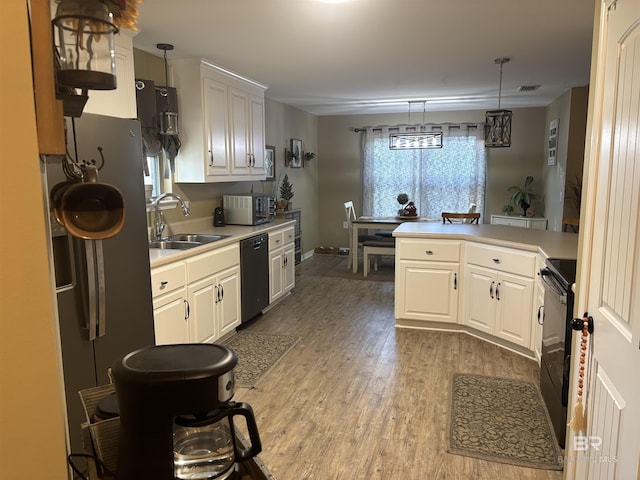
[362, 124, 486, 219]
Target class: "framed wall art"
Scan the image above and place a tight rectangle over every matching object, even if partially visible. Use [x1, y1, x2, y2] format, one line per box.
[289, 138, 303, 168]
[548, 119, 558, 165]
[264, 145, 275, 179]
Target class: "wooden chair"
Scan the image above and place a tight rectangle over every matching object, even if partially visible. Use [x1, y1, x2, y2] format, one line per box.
[562, 217, 580, 233]
[344, 201, 389, 270]
[442, 212, 480, 224]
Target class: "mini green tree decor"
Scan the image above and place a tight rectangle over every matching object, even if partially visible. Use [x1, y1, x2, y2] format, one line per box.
[279, 173, 294, 203]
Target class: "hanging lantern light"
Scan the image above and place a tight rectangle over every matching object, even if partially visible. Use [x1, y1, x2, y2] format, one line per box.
[157, 43, 179, 136]
[389, 100, 443, 150]
[52, 0, 119, 91]
[485, 57, 512, 147]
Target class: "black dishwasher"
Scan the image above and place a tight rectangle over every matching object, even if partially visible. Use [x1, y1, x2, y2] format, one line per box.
[240, 233, 269, 325]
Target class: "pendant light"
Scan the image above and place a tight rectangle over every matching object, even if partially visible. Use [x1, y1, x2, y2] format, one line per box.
[52, 0, 119, 91]
[389, 101, 443, 150]
[157, 43, 179, 136]
[485, 57, 512, 147]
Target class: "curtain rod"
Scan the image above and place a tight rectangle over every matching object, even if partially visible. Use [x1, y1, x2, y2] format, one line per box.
[353, 122, 484, 133]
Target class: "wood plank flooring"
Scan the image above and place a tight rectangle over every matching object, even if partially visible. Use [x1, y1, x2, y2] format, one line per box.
[234, 255, 563, 480]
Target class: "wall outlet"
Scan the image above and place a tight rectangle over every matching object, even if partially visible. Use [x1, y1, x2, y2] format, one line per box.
[343, 221, 349, 229]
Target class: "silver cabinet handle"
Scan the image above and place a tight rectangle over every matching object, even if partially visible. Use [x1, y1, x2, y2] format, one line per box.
[496, 282, 501, 301]
[214, 285, 219, 304]
[184, 300, 190, 320]
[537, 305, 545, 325]
[492, 258, 501, 264]
[453, 272, 457, 290]
[425, 250, 434, 255]
[209, 149, 214, 167]
[489, 281, 495, 299]
[160, 280, 169, 288]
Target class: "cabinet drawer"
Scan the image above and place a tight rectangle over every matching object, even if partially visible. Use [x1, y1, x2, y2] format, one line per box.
[269, 230, 284, 250]
[467, 243, 536, 277]
[151, 262, 186, 298]
[282, 226, 295, 245]
[398, 239, 460, 262]
[187, 244, 240, 283]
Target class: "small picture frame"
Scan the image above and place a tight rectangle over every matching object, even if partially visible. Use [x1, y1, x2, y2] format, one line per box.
[289, 139, 303, 168]
[548, 119, 558, 165]
[264, 145, 275, 180]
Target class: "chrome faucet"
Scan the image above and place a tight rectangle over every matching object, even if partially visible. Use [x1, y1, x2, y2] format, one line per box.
[152, 193, 191, 240]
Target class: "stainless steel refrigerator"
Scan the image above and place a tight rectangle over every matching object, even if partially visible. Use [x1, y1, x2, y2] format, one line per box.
[44, 113, 155, 455]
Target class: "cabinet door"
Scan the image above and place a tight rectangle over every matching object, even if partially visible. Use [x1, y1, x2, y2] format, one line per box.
[495, 272, 533, 348]
[188, 277, 216, 343]
[83, 31, 136, 118]
[217, 266, 241, 338]
[153, 289, 189, 345]
[249, 95, 265, 173]
[465, 265, 496, 334]
[532, 282, 545, 362]
[282, 245, 296, 294]
[203, 78, 230, 177]
[269, 249, 284, 303]
[230, 88, 250, 175]
[396, 261, 459, 323]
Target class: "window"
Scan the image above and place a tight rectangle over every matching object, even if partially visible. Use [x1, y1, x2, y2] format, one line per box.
[362, 125, 486, 219]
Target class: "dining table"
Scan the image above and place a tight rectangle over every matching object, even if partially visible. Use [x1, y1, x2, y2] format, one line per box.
[351, 216, 436, 273]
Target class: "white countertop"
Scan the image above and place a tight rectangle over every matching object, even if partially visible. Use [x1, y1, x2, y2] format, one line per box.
[393, 222, 578, 259]
[149, 217, 296, 268]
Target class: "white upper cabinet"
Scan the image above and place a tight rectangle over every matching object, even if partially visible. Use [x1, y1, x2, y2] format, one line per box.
[83, 30, 137, 119]
[169, 58, 267, 183]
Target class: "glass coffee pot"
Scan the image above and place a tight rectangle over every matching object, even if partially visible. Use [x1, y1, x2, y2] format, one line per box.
[173, 403, 262, 480]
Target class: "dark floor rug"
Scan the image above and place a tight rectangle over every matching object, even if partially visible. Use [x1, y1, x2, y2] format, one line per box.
[316, 255, 395, 282]
[223, 332, 300, 387]
[448, 373, 563, 471]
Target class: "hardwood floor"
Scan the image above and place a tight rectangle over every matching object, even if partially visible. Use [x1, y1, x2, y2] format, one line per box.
[234, 255, 563, 480]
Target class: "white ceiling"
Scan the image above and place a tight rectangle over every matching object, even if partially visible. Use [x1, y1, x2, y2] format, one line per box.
[132, 0, 595, 116]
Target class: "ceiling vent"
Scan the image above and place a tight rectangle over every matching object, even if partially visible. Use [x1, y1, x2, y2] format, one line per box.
[518, 85, 541, 92]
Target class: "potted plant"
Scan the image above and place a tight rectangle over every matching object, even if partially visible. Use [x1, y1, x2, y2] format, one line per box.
[397, 193, 409, 215]
[501, 204, 514, 215]
[279, 173, 294, 210]
[508, 176, 536, 216]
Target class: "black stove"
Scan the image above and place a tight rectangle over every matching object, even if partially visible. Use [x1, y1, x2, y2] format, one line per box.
[545, 258, 577, 289]
[539, 257, 577, 448]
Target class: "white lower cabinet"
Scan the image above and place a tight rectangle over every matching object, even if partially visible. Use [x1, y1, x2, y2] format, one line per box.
[269, 226, 296, 304]
[532, 255, 546, 362]
[151, 262, 189, 345]
[465, 265, 534, 347]
[464, 243, 535, 349]
[395, 239, 461, 323]
[151, 243, 240, 344]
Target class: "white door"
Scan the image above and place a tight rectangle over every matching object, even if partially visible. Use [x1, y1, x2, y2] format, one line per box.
[568, 1, 640, 478]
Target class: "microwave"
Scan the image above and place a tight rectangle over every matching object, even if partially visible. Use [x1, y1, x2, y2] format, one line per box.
[223, 194, 275, 225]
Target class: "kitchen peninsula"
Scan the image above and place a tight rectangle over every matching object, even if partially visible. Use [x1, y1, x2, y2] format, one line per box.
[393, 222, 578, 359]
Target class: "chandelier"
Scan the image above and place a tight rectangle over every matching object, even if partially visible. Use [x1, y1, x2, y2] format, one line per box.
[485, 57, 512, 148]
[389, 101, 443, 150]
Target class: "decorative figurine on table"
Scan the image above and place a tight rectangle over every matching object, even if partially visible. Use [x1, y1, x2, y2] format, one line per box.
[403, 201, 418, 217]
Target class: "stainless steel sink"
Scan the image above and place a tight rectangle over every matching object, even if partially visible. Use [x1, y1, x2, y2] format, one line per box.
[149, 234, 230, 250]
[168, 234, 230, 244]
[148, 240, 202, 250]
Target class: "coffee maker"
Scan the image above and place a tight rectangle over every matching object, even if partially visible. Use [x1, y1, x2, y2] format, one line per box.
[111, 344, 262, 480]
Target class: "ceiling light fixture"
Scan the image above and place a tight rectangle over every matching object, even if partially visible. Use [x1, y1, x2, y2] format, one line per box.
[157, 43, 179, 136]
[389, 101, 443, 150]
[485, 57, 512, 148]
